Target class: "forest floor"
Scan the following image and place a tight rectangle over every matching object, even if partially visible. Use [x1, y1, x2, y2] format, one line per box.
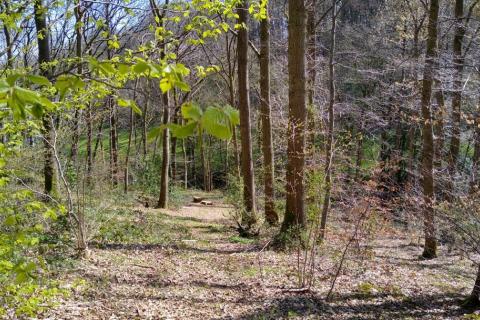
[42, 191, 479, 320]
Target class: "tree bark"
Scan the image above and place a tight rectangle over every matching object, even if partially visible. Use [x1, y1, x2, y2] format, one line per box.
[157, 92, 170, 208]
[109, 97, 119, 186]
[447, 0, 466, 198]
[306, 0, 317, 155]
[419, 0, 439, 259]
[319, 0, 336, 241]
[281, 0, 307, 232]
[470, 107, 480, 193]
[259, 7, 278, 225]
[465, 264, 480, 307]
[34, 0, 55, 197]
[237, 1, 257, 226]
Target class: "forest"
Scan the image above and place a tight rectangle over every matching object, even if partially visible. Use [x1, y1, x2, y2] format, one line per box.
[2, 0, 480, 318]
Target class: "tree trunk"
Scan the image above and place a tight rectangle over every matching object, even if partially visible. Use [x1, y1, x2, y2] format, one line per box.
[86, 105, 93, 182]
[467, 264, 480, 307]
[470, 107, 480, 193]
[237, 1, 257, 226]
[182, 128, 188, 189]
[281, 0, 307, 232]
[171, 109, 178, 183]
[447, 0, 466, 199]
[109, 97, 119, 186]
[34, 0, 55, 197]
[259, 7, 278, 225]
[142, 81, 150, 160]
[157, 92, 170, 208]
[319, 0, 336, 241]
[419, 0, 439, 259]
[93, 115, 104, 161]
[124, 80, 137, 193]
[306, 0, 317, 155]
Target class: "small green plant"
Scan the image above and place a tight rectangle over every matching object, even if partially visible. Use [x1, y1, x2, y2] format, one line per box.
[228, 235, 255, 244]
[356, 282, 378, 297]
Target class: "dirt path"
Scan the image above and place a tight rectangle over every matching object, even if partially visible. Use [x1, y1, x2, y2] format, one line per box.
[43, 196, 478, 320]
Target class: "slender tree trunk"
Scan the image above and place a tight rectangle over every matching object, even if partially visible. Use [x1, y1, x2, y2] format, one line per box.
[93, 115, 104, 161]
[109, 97, 119, 186]
[157, 91, 170, 208]
[74, 0, 87, 254]
[470, 107, 480, 193]
[306, 0, 317, 155]
[142, 81, 151, 160]
[86, 105, 93, 181]
[319, 0, 336, 241]
[237, 1, 257, 226]
[355, 126, 364, 182]
[34, 0, 55, 197]
[124, 80, 138, 193]
[447, 0, 466, 198]
[419, 0, 439, 259]
[70, 110, 81, 165]
[226, 33, 241, 179]
[259, 7, 278, 225]
[171, 108, 178, 183]
[434, 83, 446, 163]
[105, 3, 118, 186]
[281, 0, 307, 232]
[182, 127, 188, 189]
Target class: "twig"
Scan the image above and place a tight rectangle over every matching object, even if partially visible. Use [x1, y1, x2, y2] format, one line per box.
[325, 203, 370, 301]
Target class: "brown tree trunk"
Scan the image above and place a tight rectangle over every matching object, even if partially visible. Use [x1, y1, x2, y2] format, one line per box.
[259, 7, 278, 225]
[237, 1, 257, 226]
[447, 0, 466, 198]
[86, 105, 93, 182]
[93, 115, 104, 161]
[142, 81, 150, 160]
[157, 92, 170, 208]
[306, 0, 317, 155]
[171, 107, 178, 183]
[281, 0, 307, 232]
[470, 107, 480, 193]
[419, 0, 439, 259]
[124, 80, 138, 194]
[34, 0, 55, 197]
[109, 97, 119, 186]
[319, 0, 336, 241]
[226, 33, 241, 179]
[465, 264, 480, 308]
[182, 126, 188, 189]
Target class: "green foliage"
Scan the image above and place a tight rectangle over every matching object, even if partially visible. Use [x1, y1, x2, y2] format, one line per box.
[0, 115, 65, 317]
[228, 235, 255, 244]
[151, 103, 240, 141]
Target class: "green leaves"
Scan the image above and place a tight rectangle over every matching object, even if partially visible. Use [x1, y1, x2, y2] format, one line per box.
[163, 103, 240, 140]
[117, 98, 142, 115]
[167, 122, 197, 138]
[54, 75, 85, 100]
[202, 106, 232, 140]
[181, 102, 203, 121]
